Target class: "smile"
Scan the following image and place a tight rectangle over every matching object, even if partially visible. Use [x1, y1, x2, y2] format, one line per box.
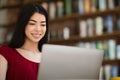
[31, 33, 41, 39]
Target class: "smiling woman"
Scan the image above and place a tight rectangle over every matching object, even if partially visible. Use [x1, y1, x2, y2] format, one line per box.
[25, 13, 46, 43]
[0, 3, 48, 80]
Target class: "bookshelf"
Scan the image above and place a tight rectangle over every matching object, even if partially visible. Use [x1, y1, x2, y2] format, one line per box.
[0, 0, 120, 80]
[48, 31, 120, 44]
[49, 7, 120, 23]
[47, 0, 120, 80]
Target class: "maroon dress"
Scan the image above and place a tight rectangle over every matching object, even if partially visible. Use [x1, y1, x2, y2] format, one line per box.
[0, 45, 39, 80]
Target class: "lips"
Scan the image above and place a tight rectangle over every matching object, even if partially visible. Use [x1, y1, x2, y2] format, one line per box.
[31, 33, 41, 39]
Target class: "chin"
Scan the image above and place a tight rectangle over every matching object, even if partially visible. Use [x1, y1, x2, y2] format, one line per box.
[30, 36, 44, 42]
[33, 38, 42, 42]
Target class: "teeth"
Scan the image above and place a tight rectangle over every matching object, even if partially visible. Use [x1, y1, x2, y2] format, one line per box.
[32, 33, 41, 38]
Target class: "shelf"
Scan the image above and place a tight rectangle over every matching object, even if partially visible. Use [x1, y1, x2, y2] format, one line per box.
[49, 7, 120, 23]
[103, 59, 120, 65]
[0, 4, 21, 9]
[48, 31, 120, 44]
[0, 0, 58, 10]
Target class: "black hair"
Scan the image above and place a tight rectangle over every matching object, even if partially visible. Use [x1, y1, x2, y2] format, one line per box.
[8, 3, 48, 51]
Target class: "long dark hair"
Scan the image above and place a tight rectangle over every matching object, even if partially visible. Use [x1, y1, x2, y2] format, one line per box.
[8, 3, 48, 51]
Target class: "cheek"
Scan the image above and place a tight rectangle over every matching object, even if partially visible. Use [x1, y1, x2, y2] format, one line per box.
[43, 27, 47, 33]
[25, 25, 34, 32]
[25, 26, 32, 36]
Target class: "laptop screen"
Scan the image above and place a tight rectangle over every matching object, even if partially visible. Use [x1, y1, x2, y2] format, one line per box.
[38, 44, 104, 80]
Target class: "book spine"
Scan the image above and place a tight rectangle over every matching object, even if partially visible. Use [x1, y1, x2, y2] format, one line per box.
[91, 0, 97, 12]
[117, 16, 120, 30]
[95, 16, 103, 35]
[64, 0, 72, 15]
[116, 45, 120, 59]
[103, 40, 109, 60]
[98, 0, 107, 11]
[84, 0, 91, 13]
[79, 20, 87, 37]
[87, 18, 94, 37]
[49, 2, 56, 19]
[104, 15, 113, 33]
[63, 27, 70, 40]
[108, 0, 115, 9]
[108, 39, 116, 60]
[71, 0, 79, 13]
[104, 65, 111, 80]
[50, 30, 57, 39]
[78, 0, 84, 14]
[111, 65, 118, 77]
[56, 0, 64, 17]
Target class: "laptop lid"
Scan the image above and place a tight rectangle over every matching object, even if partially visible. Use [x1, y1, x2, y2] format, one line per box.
[38, 44, 104, 80]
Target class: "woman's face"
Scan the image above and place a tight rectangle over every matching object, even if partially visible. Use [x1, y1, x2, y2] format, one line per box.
[25, 12, 46, 43]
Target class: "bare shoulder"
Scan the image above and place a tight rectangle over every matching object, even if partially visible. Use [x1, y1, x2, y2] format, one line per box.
[0, 54, 7, 63]
[0, 54, 8, 80]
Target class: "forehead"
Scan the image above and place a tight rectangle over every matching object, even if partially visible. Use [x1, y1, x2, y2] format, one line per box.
[30, 12, 46, 21]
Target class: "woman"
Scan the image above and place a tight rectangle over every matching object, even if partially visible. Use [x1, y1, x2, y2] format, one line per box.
[0, 3, 48, 80]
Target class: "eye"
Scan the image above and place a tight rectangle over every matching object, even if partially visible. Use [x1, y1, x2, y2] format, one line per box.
[28, 22, 35, 25]
[41, 24, 46, 27]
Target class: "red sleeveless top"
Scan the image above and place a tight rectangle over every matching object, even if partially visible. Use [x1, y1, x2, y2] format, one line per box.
[0, 45, 39, 80]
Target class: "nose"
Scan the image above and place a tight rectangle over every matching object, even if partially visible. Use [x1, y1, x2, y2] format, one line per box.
[35, 25, 42, 31]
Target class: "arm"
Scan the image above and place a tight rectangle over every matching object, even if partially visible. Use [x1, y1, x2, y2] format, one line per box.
[0, 54, 8, 80]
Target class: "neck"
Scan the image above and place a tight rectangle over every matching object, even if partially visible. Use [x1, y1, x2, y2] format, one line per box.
[21, 40, 40, 53]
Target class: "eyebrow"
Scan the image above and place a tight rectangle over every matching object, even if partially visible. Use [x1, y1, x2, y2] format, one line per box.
[41, 21, 46, 23]
[29, 19, 46, 23]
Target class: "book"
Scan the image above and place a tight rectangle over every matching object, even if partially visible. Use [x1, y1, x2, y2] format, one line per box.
[64, 0, 72, 15]
[84, 42, 91, 48]
[79, 20, 87, 38]
[49, 29, 57, 39]
[99, 67, 104, 80]
[90, 42, 96, 49]
[116, 16, 120, 30]
[57, 27, 63, 39]
[62, 20, 75, 37]
[96, 41, 104, 50]
[95, 16, 103, 35]
[111, 65, 118, 77]
[56, 0, 64, 17]
[84, 0, 91, 13]
[78, 0, 84, 14]
[76, 42, 85, 48]
[103, 40, 109, 60]
[104, 15, 113, 33]
[49, 2, 56, 19]
[98, 0, 107, 11]
[116, 45, 120, 59]
[104, 65, 111, 80]
[71, 0, 79, 13]
[108, 39, 116, 60]
[87, 18, 94, 37]
[114, 0, 120, 7]
[63, 27, 70, 40]
[91, 0, 97, 12]
[108, 0, 115, 9]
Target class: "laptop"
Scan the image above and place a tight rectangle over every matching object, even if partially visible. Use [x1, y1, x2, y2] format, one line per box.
[37, 44, 104, 80]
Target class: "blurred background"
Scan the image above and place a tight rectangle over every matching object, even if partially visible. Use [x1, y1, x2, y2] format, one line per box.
[0, 0, 120, 80]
